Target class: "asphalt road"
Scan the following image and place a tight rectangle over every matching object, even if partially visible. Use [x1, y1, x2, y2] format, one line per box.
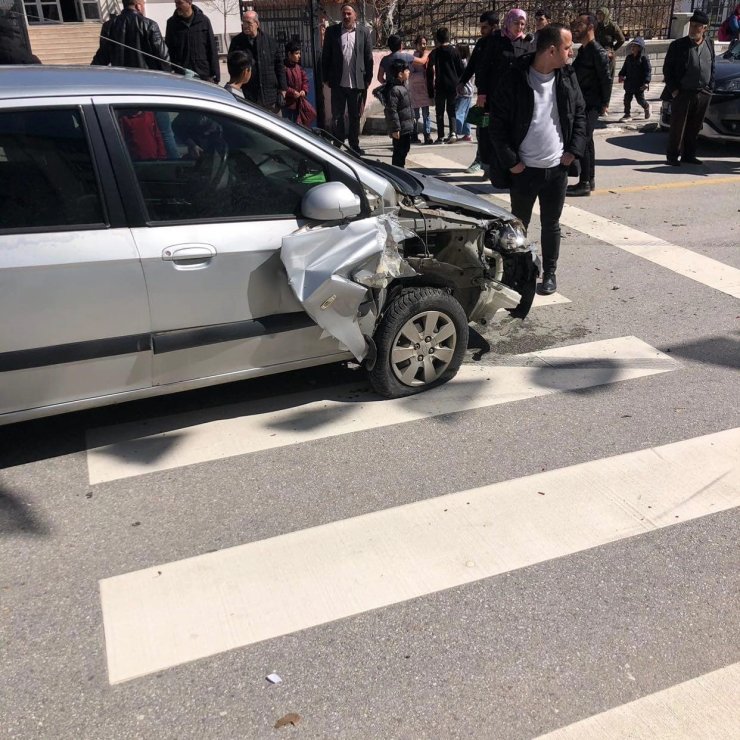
[1, 125, 739, 739]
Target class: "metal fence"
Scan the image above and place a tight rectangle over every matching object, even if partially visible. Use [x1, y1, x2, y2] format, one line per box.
[390, 0, 677, 43]
[692, 0, 735, 32]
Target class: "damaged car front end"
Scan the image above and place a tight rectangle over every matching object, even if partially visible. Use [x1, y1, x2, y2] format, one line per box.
[283, 151, 540, 398]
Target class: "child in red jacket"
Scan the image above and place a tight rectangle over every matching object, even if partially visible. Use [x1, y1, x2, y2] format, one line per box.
[282, 40, 309, 123]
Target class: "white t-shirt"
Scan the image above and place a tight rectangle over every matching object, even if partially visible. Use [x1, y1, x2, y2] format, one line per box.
[519, 67, 563, 168]
[340, 26, 357, 88]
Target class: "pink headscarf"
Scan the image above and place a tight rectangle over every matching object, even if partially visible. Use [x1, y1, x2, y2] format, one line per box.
[503, 8, 527, 40]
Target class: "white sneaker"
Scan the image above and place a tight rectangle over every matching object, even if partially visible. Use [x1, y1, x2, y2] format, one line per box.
[445, 134, 458, 144]
[644, 103, 651, 119]
[619, 114, 632, 122]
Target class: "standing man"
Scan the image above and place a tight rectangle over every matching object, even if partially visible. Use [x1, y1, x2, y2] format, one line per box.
[595, 6, 625, 79]
[166, 0, 219, 83]
[568, 12, 611, 196]
[490, 24, 586, 296]
[228, 11, 286, 112]
[531, 8, 551, 49]
[321, 3, 373, 155]
[92, 0, 169, 70]
[661, 10, 715, 166]
[458, 10, 499, 173]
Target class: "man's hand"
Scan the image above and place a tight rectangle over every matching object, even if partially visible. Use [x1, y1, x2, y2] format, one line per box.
[390, 131, 400, 140]
[672, 89, 679, 98]
[476, 94, 487, 107]
[509, 162, 525, 174]
[600, 105, 609, 115]
[618, 76, 624, 83]
[560, 152, 575, 167]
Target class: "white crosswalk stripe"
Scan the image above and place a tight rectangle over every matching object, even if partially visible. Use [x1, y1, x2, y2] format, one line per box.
[536, 662, 740, 739]
[408, 151, 740, 300]
[86, 336, 676, 484]
[99, 427, 740, 684]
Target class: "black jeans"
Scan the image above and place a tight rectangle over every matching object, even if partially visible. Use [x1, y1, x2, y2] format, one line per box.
[392, 133, 411, 167]
[667, 89, 711, 161]
[624, 89, 648, 114]
[331, 86, 364, 150]
[510, 164, 568, 275]
[579, 107, 600, 185]
[434, 91, 456, 138]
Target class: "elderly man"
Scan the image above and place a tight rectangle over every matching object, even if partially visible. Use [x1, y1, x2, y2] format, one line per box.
[321, 3, 373, 155]
[165, 0, 219, 83]
[567, 12, 611, 196]
[228, 11, 286, 112]
[490, 24, 586, 296]
[661, 10, 715, 166]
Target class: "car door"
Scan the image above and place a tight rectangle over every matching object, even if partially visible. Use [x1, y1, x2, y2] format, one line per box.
[98, 97, 365, 386]
[0, 103, 151, 420]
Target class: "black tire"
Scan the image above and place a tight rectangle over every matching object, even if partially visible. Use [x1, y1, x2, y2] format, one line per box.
[368, 287, 469, 398]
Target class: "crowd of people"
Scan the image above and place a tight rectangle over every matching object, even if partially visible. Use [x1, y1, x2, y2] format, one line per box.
[77, 0, 724, 297]
[376, 5, 722, 294]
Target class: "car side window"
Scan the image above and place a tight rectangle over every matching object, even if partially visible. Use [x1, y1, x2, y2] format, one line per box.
[115, 107, 334, 223]
[0, 108, 105, 231]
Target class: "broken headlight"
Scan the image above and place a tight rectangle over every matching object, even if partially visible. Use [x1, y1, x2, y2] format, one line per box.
[488, 219, 528, 253]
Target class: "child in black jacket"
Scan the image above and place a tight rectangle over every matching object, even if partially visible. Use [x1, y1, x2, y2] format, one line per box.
[618, 37, 652, 121]
[384, 59, 414, 167]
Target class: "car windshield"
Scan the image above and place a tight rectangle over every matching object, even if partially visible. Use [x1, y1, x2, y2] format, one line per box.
[724, 40, 740, 61]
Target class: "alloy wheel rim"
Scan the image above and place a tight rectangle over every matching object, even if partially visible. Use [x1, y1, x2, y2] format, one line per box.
[390, 310, 457, 386]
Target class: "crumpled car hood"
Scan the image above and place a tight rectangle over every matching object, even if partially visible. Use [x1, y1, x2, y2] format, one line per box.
[413, 172, 514, 221]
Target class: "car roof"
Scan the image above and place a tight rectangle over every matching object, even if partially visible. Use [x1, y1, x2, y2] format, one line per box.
[0, 65, 235, 103]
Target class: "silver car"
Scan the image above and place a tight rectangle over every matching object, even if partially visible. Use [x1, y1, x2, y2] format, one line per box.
[0, 66, 538, 426]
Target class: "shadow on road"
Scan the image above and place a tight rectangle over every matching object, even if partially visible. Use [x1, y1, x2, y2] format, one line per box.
[0, 486, 49, 536]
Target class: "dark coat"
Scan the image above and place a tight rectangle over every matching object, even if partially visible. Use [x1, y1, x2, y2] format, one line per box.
[458, 34, 490, 89]
[0, 12, 40, 65]
[426, 44, 463, 97]
[91, 8, 170, 71]
[384, 81, 414, 135]
[165, 5, 219, 82]
[321, 23, 373, 89]
[228, 31, 287, 109]
[618, 52, 651, 93]
[482, 32, 533, 100]
[661, 35, 716, 100]
[489, 54, 587, 185]
[572, 40, 612, 109]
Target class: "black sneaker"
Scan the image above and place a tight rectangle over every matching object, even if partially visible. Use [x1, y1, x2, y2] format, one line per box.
[589, 180, 595, 191]
[539, 273, 557, 295]
[566, 182, 591, 197]
[682, 156, 703, 165]
[666, 157, 680, 166]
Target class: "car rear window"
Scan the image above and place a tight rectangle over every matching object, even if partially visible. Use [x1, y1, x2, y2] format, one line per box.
[0, 108, 105, 230]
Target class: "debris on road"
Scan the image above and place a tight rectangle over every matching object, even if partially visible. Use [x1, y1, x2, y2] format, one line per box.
[266, 673, 283, 685]
[274, 713, 301, 728]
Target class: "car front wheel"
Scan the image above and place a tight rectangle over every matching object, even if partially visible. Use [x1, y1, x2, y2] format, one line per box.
[368, 287, 468, 398]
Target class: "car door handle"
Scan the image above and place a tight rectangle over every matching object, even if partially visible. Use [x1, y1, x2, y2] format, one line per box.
[162, 244, 217, 263]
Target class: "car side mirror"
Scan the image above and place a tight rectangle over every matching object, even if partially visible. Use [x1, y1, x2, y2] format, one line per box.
[301, 181, 362, 221]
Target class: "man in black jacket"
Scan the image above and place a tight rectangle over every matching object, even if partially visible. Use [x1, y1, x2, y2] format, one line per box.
[92, 0, 169, 70]
[165, 0, 219, 83]
[228, 11, 286, 112]
[661, 10, 715, 166]
[490, 24, 586, 295]
[568, 12, 611, 196]
[321, 3, 373, 154]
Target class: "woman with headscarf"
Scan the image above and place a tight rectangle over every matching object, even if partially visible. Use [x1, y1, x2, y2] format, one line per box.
[596, 6, 625, 78]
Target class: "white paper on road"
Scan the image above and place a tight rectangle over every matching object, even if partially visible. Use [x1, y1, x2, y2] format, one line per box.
[99, 427, 740, 684]
[86, 336, 676, 484]
[536, 661, 740, 739]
